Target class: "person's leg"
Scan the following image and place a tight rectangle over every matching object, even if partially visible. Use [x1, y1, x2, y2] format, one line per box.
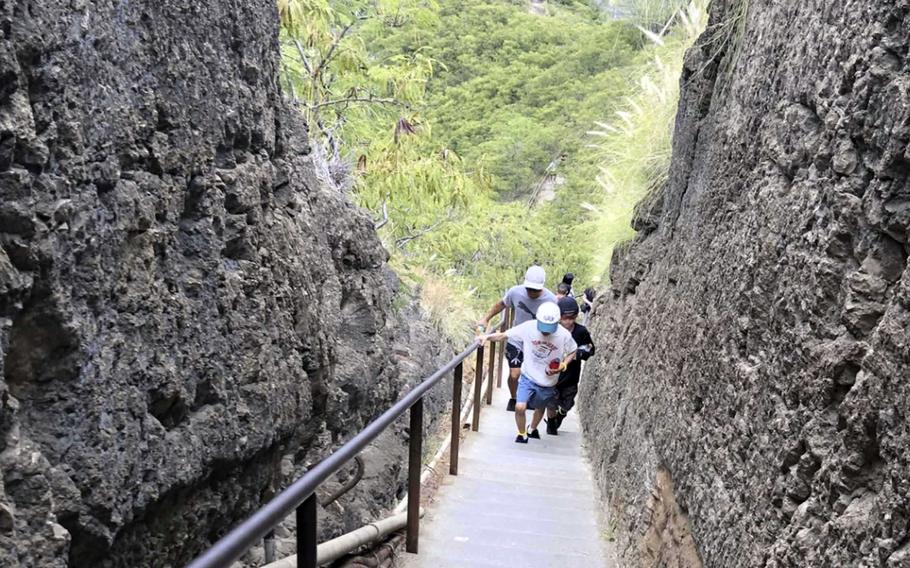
[529, 407, 546, 431]
[560, 385, 578, 419]
[508, 369, 520, 399]
[514, 375, 533, 442]
[528, 383, 553, 437]
[515, 402, 528, 434]
[505, 344, 523, 411]
[550, 385, 576, 431]
[545, 405, 559, 435]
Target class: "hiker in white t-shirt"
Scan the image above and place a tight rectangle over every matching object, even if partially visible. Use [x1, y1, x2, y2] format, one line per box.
[476, 265, 557, 411]
[480, 302, 577, 443]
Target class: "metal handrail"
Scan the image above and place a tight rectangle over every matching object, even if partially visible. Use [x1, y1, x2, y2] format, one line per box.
[187, 340, 485, 568]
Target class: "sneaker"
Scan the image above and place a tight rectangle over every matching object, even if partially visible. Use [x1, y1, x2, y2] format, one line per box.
[514, 434, 528, 444]
[546, 419, 558, 436]
[506, 398, 516, 412]
[554, 410, 567, 429]
[528, 428, 541, 439]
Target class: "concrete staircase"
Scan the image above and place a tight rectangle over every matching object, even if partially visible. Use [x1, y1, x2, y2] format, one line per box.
[400, 382, 613, 568]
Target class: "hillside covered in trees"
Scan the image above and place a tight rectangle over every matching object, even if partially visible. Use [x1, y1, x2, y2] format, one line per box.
[279, 0, 703, 331]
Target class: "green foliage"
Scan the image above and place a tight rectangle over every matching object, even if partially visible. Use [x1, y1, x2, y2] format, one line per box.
[582, 0, 708, 282]
[410, 1, 642, 196]
[603, 0, 692, 31]
[277, 0, 706, 316]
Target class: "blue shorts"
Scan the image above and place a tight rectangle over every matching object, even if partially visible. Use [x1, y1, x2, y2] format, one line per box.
[516, 375, 557, 410]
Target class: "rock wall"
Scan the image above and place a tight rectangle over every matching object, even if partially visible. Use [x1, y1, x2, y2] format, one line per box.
[580, 0, 910, 566]
[0, 1, 452, 566]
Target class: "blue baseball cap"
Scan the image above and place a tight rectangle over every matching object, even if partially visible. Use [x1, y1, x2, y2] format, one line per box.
[536, 302, 560, 334]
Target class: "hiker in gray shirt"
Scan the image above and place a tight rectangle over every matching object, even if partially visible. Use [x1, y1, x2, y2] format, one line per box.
[477, 265, 557, 411]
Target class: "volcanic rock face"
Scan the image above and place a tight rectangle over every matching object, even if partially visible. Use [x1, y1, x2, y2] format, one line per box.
[580, 0, 910, 566]
[0, 1, 451, 566]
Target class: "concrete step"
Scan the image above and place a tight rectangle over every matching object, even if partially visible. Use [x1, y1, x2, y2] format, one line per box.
[439, 475, 596, 503]
[421, 509, 600, 540]
[401, 384, 611, 568]
[430, 492, 598, 520]
[453, 459, 591, 485]
[407, 538, 604, 568]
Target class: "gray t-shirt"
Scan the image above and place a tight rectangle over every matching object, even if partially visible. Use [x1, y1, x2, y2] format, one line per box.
[502, 285, 557, 346]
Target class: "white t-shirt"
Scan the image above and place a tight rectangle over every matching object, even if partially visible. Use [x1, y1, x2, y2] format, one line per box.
[505, 320, 577, 387]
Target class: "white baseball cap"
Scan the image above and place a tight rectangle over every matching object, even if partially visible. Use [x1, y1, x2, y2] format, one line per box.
[522, 265, 546, 290]
[536, 301, 560, 334]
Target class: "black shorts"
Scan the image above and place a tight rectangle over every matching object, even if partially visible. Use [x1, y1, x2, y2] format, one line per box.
[505, 343, 523, 369]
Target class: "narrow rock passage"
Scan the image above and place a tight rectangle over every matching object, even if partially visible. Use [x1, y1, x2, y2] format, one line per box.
[402, 380, 612, 568]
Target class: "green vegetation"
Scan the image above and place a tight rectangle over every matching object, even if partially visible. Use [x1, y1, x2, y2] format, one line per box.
[602, 0, 692, 30]
[278, 0, 707, 334]
[584, 0, 708, 280]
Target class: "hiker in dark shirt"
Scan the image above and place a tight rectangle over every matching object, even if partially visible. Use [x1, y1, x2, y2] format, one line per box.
[546, 296, 595, 435]
[580, 286, 596, 325]
[560, 272, 575, 298]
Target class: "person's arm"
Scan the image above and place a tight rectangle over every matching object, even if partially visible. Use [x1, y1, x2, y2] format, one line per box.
[554, 334, 578, 373]
[480, 322, 521, 345]
[479, 331, 509, 343]
[477, 288, 513, 333]
[577, 329, 595, 360]
[478, 299, 506, 330]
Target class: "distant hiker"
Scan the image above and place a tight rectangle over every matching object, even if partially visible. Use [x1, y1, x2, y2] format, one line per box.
[560, 272, 575, 297]
[556, 282, 571, 299]
[580, 286, 596, 325]
[480, 302, 577, 443]
[546, 296, 595, 435]
[477, 265, 558, 411]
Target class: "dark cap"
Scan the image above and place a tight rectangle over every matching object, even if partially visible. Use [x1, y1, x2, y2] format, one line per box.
[557, 296, 579, 316]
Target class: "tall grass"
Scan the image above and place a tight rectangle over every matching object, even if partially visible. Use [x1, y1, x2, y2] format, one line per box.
[604, 0, 692, 31]
[584, 0, 708, 283]
[391, 262, 481, 346]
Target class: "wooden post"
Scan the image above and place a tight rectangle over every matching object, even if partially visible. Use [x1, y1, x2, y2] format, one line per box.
[495, 307, 509, 388]
[485, 336, 495, 405]
[472, 345, 484, 431]
[406, 398, 424, 553]
[297, 494, 317, 568]
[449, 362, 463, 475]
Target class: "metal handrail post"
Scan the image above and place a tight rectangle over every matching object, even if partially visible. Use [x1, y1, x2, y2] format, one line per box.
[495, 307, 509, 388]
[406, 397, 424, 553]
[449, 362, 463, 475]
[485, 338, 495, 405]
[298, 494, 317, 568]
[471, 345, 484, 432]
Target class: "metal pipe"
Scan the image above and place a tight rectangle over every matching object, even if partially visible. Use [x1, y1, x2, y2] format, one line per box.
[319, 456, 365, 508]
[187, 342, 480, 568]
[264, 530, 276, 564]
[406, 398, 423, 553]
[261, 510, 423, 568]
